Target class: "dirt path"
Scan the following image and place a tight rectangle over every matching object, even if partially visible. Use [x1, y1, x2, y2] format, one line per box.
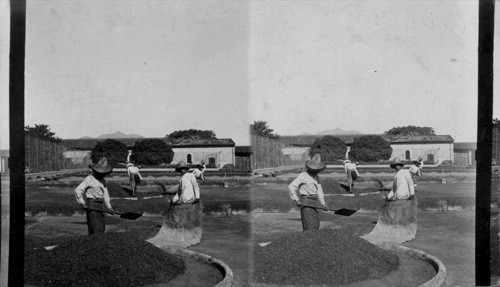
[187, 215, 252, 286]
[402, 210, 475, 286]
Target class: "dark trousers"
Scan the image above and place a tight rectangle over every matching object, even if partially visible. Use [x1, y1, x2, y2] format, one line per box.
[347, 170, 358, 187]
[86, 200, 105, 235]
[130, 174, 141, 196]
[300, 197, 320, 231]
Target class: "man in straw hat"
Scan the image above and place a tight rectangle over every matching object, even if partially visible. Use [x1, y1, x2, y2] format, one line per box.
[126, 161, 143, 197]
[75, 157, 115, 235]
[385, 157, 415, 201]
[147, 161, 202, 248]
[343, 159, 360, 192]
[361, 157, 417, 244]
[288, 154, 328, 231]
[172, 161, 200, 205]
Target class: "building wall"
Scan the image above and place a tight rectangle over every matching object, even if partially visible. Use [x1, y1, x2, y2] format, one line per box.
[389, 143, 453, 164]
[171, 146, 235, 167]
[235, 156, 251, 170]
[1, 150, 9, 173]
[454, 150, 476, 166]
[1, 156, 8, 173]
[63, 150, 91, 164]
[282, 147, 310, 161]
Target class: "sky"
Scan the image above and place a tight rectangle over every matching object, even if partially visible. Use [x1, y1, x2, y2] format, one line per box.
[23, 0, 250, 144]
[1, 0, 500, 149]
[249, 0, 482, 141]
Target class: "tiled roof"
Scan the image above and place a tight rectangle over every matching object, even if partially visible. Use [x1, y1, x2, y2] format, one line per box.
[168, 138, 235, 147]
[387, 135, 454, 143]
[454, 142, 476, 150]
[280, 134, 454, 146]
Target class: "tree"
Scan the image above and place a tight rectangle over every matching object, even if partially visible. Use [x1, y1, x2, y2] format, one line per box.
[309, 136, 346, 164]
[91, 139, 128, 166]
[25, 124, 62, 143]
[384, 126, 436, 136]
[250, 121, 279, 139]
[349, 135, 392, 162]
[130, 139, 174, 166]
[166, 129, 217, 140]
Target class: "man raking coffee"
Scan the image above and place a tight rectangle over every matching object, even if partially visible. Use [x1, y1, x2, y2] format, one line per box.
[288, 154, 328, 231]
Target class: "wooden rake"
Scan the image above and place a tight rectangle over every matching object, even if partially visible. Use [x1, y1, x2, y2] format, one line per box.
[86, 207, 143, 220]
[300, 203, 358, 217]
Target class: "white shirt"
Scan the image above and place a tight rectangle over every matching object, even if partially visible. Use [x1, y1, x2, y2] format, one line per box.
[192, 164, 206, 178]
[387, 169, 415, 200]
[344, 162, 360, 176]
[172, 173, 200, 204]
[127, 166, 142, 179]
[288, 171, 326, 205]
[408, 165, 421, 176]
[75, 175, 112, 209]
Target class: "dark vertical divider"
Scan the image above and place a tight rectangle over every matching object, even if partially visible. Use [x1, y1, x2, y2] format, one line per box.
[9, 0, 26, 286]
[476, 0, 495, 285]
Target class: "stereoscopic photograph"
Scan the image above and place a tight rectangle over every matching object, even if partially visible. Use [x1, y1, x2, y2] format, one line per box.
[1, 0, 499, 286]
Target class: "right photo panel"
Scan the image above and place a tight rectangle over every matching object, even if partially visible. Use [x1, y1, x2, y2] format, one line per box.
[249, 1, 484, 286]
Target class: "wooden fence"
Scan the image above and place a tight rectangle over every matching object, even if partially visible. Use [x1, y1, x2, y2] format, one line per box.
[251, 135, 308, 169]
[25, 135, 90, 173]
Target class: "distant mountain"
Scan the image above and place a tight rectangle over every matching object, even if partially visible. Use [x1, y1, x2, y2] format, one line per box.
[96, 131, 145, 139]
[79, 136, 93, 139]
[316, 128, 363, 135]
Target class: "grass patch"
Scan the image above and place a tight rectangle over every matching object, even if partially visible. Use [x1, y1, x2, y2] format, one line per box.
[25, 182, 478, 216]
[25, 186, 252, 216]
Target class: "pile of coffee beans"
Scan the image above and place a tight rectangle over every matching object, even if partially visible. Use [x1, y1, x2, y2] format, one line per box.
[25, 232, 185, 286]
[253, 228, 399, 286]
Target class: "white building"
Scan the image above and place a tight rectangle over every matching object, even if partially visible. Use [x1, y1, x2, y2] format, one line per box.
[169, 138, 236, 167]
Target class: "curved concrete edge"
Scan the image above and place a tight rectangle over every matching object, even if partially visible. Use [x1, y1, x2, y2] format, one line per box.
[374, 242, 446, 287]
[158, 246, 234, 287]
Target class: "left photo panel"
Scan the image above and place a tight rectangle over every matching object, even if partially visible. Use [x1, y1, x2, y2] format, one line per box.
[2, 1, 252, 286]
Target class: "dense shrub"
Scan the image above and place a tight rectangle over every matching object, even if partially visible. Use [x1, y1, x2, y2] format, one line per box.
[349, 135, 392, 162]
[309, 136, 346, 164]
[91, 139, 128, 166]
[166, 129, 216, 140]
[384, 125, 435, 136]
[130, 139, 174, 166]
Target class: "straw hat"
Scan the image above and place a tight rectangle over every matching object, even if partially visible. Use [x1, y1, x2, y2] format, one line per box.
[343, 159, 351, 164]
[390, 157, 405, 168]
[305, 154, 326, 171]
[90, 157, 113, 174]
[175, 161, 190, 172]
[126, 162, 133, 168]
